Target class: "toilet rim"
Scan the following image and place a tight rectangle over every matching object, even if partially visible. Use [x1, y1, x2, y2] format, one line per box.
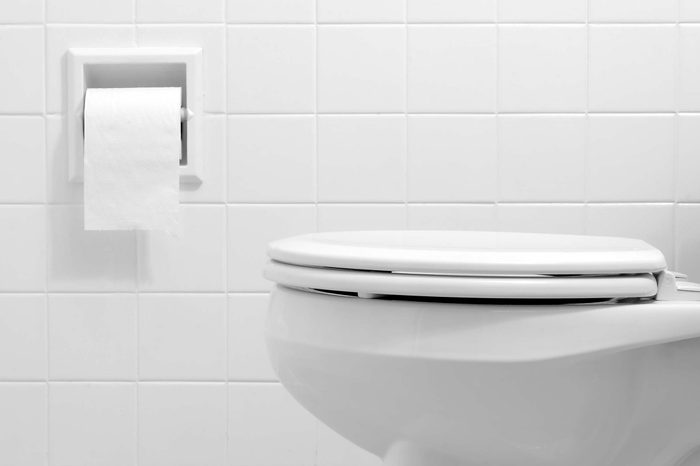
[265, 260, 660, 300]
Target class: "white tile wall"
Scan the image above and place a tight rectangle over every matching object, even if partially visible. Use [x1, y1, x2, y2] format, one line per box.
[318, 26, 405, 112]
[407, 0, 495, 23]
[228, 0, 315, 23]
[228, 383, 317, 466]
[498, 26, 586, 112]
[681, 0, 700, 21]
[49, 294, 137, 380]
[136, 0, 225, 23]
[0, 206, 46, 291]
[0, 295, 47, 380]
[680, 25, 700, 111]
[499, 115, 586, 202]
[47, 0, 135, 24]
[589, 25, 676, 111]
[407, 116, 497, 201]
[1, 0, 699, 464]
[49, 383, 137, 466]
[139, 294, 227, 380]
[0, 0, 43, 23]
[589, 0, 677, 23]
[0, 27, 44, 113]
[228, 294, 276, 381]
[587, 115, 675, 202]
[0, 117, 45, 202]
[498, 0, 586, 22]
[228, 116, 316, 202]
[408, 25, 496, 112]
[0, 384, 47, 466]
[137, 205, 226, 291]
[318, 0, 405, 23]
[139, 383, 227, 466]
[227, 26, 315, 113]
[318, 116, 406, 201]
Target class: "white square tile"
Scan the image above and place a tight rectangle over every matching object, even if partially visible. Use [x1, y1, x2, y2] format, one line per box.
[498, 204, 586, 234]
[678, 115, 700, 202]
[587, 115, 675, 202]
[139, 294, 227, 380]
[228, 383, 317, 466]
[676, 205, 700, 281]
[228, 0, 315, 23]
[318, 116, 406, 202]
[0, 206, 46, 292]
[498, 0, 586, 22]
[407, 0, 495, 22]
[228, 294, 276, 381]
[318, 0, 404, 23]
[316, 422, 382, 466]
[407, 204, 497, 230]
[48, 205, 136, 291]
[499, 26, 586, 112]
[589, 0, 677, 22]
[227, 205, 316, 291]
[318, 26, 405, 112]
[139, 383, 227, 466]
[46, 26, 135, 114]
[0, 0, 43, 23]
[680, 25, 700, 111]
[586, 204, 675, 269]
[499, 116, 585, 202]
[181, 115, 227, 203]
[0, 384, 47, 466]
[408, 25, 496, 113]
[47, 0, 134, 23]
[0, 27, 43, 113]
[228, 116, 315, 202]
[681, 0, 700, 21]
[137, 0, 224, 22]
[589, 26, 676, 112]
[0, 117, 44, 203]
[138, 205, 226, 291]
[0, 295, 46, 381]
[49, 294, 137, 380]
[227, 26, 314, 113]
[50, 383, 136, 466]
[407, 116, 497, 202]
[318, 204, 407, 231]
[137, 25, 226, 113]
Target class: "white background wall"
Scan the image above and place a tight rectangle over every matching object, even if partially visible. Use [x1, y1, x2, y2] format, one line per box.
[1, 0, 700, 465]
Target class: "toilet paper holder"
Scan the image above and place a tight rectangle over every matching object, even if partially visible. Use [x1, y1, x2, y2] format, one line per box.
[67, 47, 204, 184]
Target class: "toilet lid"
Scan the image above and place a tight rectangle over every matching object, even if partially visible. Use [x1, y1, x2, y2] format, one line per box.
[268, 231, 667, 277]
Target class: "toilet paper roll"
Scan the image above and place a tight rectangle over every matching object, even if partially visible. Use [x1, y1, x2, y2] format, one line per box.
[83, 87, 181, 233]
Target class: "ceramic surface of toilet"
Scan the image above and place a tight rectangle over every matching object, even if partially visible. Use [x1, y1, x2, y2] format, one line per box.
[264, 231, 700, 466]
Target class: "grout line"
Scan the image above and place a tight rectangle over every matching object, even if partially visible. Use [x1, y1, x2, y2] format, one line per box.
[16, 21, 700, 26]
[314, 0, 320, 231]
[403, 0, 409, 228]
[583, 0, 591, 213]
[673, 0, 681, 269]
[22, 110, 700, 117]
[494, 0, 502, 213]
[223, 0, 231, 460]
[42, 1, 50, 463]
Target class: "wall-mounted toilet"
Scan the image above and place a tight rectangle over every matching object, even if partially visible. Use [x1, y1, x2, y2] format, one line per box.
[264, 231, 700, 466]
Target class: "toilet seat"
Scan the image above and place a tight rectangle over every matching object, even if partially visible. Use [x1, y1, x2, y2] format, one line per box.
[266, 231, 668, 300]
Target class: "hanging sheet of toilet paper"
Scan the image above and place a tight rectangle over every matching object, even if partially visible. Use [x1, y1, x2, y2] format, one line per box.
[83, 87, 181, 233]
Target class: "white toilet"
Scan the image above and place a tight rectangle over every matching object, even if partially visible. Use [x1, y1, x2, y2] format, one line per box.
[264, 231, 700, 466]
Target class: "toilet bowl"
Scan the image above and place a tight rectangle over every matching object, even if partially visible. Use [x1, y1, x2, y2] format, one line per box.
[264, 231, 700, 466]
